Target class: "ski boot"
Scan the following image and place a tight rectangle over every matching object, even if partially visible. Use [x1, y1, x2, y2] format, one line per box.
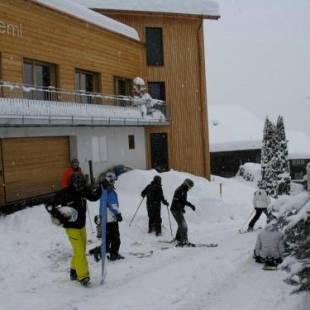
[70, 269, 77, 281]
[80, 277, 91, 287]
[185, 242, 196, 247]
[89, 246, 102, 262]
[109, 253, 125, 261]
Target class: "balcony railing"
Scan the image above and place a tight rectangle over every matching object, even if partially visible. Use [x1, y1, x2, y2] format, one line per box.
[0, 81, 169, 127]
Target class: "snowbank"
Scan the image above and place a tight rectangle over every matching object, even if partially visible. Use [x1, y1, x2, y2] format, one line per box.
[237, 162, 261, 183]
[0, 169, 308, 310]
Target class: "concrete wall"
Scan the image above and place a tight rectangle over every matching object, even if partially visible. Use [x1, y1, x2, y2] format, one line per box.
[0, 126, 146, 178]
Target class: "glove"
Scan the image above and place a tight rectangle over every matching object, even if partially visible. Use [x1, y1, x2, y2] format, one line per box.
[163, 200, 169, 207]
[115, 213, 123, 222]
[190, 205, 196, 211]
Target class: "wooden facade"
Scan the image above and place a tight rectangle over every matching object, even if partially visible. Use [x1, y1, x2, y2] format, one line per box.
[0, 0, 144, 206]
[99, 11, 212, 178]
[0, 0, 143, 92]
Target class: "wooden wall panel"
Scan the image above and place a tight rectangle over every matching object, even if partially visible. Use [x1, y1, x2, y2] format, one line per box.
[0, 1, 143, 94]
[102, 12, 211, 178]
[2, 137, 70, 202]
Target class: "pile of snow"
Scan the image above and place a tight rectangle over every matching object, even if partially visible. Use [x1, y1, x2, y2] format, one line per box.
[73, 0, 220, 18]
[237, 162, 261, 183]
[33, 0, 139, 40]
[0, 169, 309, 309]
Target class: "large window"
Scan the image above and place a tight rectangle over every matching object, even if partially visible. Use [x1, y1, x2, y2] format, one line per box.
[114, 77, 133, 106]
[75, 69, 99, 103]
[148, 82, 166, 101]
[145, 27, 164, 66]
[23, 59, 57, 100]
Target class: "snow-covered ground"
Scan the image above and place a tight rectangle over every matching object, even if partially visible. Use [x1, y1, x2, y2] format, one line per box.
[0, 170, 309, 310]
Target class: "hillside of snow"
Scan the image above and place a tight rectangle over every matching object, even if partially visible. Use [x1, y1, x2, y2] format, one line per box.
[0, 169, 309, 310]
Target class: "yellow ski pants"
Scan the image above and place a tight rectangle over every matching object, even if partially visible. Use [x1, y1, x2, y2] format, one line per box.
[65, 227, 89, 281]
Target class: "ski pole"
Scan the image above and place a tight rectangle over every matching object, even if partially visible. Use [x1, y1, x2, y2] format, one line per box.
[239, 209, 255, 232]
[129, 197, 144, 227]
[166, 205, 173, 238]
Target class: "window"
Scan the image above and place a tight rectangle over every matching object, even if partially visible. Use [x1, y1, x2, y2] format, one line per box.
[114, 77, 133, 106]
[145, 27, 164, 66]
[148, 82, 166, 101]
[23, 59, 57, 100]
[128, 135, 135, 150]
[75, 69, 100, 103]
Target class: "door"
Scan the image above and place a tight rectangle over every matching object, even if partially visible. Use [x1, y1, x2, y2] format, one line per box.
[2, 136, 69, 203]
[0, 141, 6, 206]
[150, 133, 169, 172]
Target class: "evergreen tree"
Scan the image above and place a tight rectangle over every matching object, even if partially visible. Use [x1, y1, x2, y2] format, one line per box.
[275, 116, 291, 195]
[260, 117, 278, 196]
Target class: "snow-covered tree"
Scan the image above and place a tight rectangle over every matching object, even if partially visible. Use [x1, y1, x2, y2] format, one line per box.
[275, 116, 291, 195]
[260, 116, 291, 197]
[260, 117, 278, 196]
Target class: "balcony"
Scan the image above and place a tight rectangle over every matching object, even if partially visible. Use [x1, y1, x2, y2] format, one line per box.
[0, 81, 169, 127]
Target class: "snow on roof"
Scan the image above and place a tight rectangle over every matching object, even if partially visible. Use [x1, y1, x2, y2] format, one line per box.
[208, 105, 263, 152]
[208, 105, 310, 159]
[72, 0, 220, 18]
[287, 131, 310, 160]
[33, 0, 140, 41]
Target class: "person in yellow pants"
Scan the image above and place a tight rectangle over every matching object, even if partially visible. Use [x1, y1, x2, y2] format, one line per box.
[47, 172, 100, 287]
[66, 227, 89, 281]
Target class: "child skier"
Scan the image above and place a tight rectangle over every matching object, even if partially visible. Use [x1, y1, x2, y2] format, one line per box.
[89, 172, 124, 261]
[141, 175, 169, 236]
[170, 179, 196, 247]
[248, 188, 271, 231]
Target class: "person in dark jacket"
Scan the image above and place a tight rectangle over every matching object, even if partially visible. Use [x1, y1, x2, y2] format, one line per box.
[141, 175, 169, 236]
[46, 172, 100, 287]
[170, 178, 196, 247]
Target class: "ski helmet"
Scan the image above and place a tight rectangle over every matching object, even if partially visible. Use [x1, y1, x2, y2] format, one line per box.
[105, 172, 117, 185]
[71, 158, 80, 169]
[70, 172, 86, 191]
[153, 175, 161, 184]
[183, 178, 194, 189]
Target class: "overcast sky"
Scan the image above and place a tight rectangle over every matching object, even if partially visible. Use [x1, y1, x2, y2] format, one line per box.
[204, 0, 310, 135]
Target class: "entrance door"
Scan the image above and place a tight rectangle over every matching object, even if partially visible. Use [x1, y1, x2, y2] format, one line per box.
[0, 141, 6, 206]
[150, 133, 169, 172]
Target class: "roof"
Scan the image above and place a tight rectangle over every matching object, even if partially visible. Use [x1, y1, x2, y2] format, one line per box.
[208, 105, 310, 159]
[72, 0, 220, 18]
[33, 0, 140, 41]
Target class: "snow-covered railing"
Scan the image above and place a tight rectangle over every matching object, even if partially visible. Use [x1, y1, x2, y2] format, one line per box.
[0, 81, 169, 127]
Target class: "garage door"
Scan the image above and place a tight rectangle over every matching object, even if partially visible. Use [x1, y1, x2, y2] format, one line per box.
[1, 136, 70, 203]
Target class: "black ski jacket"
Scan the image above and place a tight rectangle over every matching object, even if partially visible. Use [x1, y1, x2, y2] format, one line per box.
[170, 184, 194, 213]
[52, 186, 100, 229]
[141, 181, 168, 206]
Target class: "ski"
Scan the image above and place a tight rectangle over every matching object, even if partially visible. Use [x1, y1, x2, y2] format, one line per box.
[238, 227, 262, 234]
[263, 264, 277, 271]
[128, 250, 154, 258]
[99, 187, 108, 285]
[158, 240, 218, 248]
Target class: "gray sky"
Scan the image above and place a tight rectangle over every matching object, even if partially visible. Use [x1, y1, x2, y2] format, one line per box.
[204, 0, 310, 134]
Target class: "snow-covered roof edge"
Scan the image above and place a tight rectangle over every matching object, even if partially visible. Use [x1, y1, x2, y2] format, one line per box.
[32, 0, 140, 41]
[72, 0, 220, 19]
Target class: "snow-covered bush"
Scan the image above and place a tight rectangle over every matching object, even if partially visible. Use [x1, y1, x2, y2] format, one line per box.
[237, 163, 261, 183]
[271, 193, 310, 293]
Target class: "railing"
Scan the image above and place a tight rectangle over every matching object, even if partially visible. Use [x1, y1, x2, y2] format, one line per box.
[0, 81, 169, 127]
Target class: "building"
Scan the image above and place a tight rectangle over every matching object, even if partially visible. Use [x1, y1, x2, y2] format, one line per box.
[208, 105, 310, 180]
[0, 0, 219, 209]
[75, 0, 220, 177]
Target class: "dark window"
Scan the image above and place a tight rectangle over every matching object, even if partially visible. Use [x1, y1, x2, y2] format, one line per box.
[75, 69, 100, 104]
[148, 82, 166, 101]
[114, 77, 133, 106]
[23, 59, 57, 100]
[145, 27, 164, 66]
[128, 135, 135, 150]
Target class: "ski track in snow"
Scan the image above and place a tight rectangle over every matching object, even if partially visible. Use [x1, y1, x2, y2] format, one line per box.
[0, 171, 308, 310]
